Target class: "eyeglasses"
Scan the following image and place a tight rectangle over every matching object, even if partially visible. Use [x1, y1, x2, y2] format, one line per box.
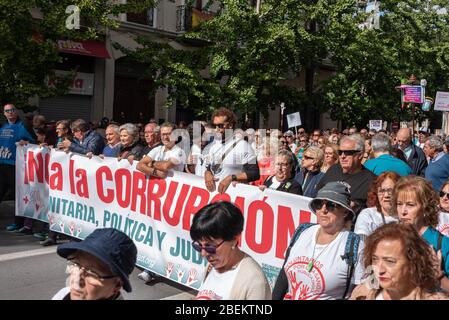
[378, 188, 393, 195]
[66, 260, 117, 284]
[303, 155, 314, 160]
[192, 240, 225, 254]
[56, 127, 66, 131]
[275, 162, 290, 168]
[338, 150, 361, 156]
[4, 109, 16, 113]
[310, 199, 342, 212]
[440, 191, 449, 199]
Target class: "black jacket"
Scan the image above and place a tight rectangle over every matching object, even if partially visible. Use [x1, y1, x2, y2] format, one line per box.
[263, 176, 303, 195]
[405, 144, 428, 176]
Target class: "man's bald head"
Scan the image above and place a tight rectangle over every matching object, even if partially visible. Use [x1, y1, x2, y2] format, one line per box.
[396, 128, 412, 150]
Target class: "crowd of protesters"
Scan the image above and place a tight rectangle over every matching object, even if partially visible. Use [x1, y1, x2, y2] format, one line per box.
[2, 103, 449, 300]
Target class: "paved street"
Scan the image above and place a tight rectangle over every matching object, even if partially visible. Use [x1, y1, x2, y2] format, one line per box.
[0, 201, 196, 300]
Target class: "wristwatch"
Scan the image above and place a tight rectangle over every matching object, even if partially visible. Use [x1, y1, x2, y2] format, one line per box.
[231, 174, 237, 181]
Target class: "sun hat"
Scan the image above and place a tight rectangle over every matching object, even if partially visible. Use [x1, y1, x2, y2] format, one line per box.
[57, 228, 137, 292]
[309, 181, 355, 220]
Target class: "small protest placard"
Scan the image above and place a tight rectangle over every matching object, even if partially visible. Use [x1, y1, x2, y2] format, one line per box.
[434, 91, 449, 112]
[369, 120, 383, 131]
[287, 112, 301, 128]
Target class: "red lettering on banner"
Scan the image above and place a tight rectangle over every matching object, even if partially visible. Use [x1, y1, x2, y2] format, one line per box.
[299, 210, 312, 224]
[182, 187, 210, 231]
[233, 196, 245, 213]
[210, 193, 232, 203]
[27, 151, 44, 183]
[146, 178, 166, 220]
[276, 205, 297, 259]
[44, 153, 50, 183]
[49, 162, 63, 190]
[96, 166, 114, 203]
[115, 169, 131, 208]
[163, 182, 190, 227]
[245, 197, 273, 254]
[69, 160, 75, 194]
[75, 168, 89, 198]
[131, 171, 147, 214]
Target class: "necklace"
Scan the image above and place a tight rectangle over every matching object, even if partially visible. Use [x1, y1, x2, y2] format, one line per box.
[307, 228, 341, 273]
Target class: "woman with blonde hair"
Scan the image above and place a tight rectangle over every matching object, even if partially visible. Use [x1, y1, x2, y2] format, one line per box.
[321, 143, 339, 173]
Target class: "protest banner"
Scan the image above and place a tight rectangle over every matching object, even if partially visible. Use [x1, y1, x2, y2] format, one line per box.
[16, 144, 315, 290]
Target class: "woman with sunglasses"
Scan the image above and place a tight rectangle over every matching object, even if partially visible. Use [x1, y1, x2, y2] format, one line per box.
[354, 171, 400, 238]
[393, 176, 449, 292]
[294, 134, 309, 166]
[437, 180, 449, 236]
[273, 181, 364, 300]
[191, 201, 271, 300]
[294, 146, 324, 198]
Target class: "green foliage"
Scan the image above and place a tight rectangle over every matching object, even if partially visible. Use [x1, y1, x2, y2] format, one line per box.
[0, 0, 155, 107]
[122, 0, 449, 126]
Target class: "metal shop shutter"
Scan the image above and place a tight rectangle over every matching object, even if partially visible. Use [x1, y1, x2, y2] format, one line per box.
[39, 95, 92, 122]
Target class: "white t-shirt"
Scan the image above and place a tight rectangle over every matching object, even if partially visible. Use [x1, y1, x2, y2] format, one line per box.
[148, 144, 186, 172]
[438, 211, 449, 237]
[284, 225, 364, 300]
[195, 263, 242, 300]
[354, 207, 399, 237]
[202, 137, 257, 181]
[268, 176, 282, 190]
[190, 143, 206, 177]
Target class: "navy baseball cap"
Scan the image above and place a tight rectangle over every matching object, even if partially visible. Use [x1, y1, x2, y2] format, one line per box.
[57, 228, 137, 292]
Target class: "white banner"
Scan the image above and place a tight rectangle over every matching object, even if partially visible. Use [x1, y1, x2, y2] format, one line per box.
[16, 144, 315, 290]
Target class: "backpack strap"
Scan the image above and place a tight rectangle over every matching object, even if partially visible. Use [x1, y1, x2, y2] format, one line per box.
[341, 232, 361, 299]
[437, 232, 445, 274]
[283, 223, 316, 261]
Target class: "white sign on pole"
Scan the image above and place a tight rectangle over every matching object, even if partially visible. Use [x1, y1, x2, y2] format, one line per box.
[434, 91, 449, 112]
[287, 112, 301, 128]
[369, 120, 383, 131]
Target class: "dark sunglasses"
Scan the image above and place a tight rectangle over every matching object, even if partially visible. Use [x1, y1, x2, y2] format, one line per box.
[281, 141, 288, 144]
[303, 155, 314, 160]
[311, 199, 342, 212]
[338, 150, 361, 156]
[4, 109, 16, 113]
[213, 123, 227, 129]
[440, 191, 449, 199]
[192, 239, 225, 254]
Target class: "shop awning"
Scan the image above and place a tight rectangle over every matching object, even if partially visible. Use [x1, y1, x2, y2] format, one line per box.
[57, 39, 111, 59]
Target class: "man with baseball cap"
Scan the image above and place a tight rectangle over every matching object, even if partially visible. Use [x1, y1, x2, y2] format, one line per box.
[52, 228, 137, 300]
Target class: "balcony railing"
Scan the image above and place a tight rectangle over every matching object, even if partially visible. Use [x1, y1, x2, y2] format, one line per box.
[176, 5, 215, 32]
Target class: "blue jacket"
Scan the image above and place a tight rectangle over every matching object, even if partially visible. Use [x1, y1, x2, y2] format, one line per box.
[364, 154, 412, 177]
[294, 168, 324, 198]
[425, 153, 449, 191]
[0, 119, 35, 165]
[69, 129, 105, 155]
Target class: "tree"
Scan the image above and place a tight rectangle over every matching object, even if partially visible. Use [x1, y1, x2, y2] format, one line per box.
[0, 0, 155, 107]
[117, 0, 449, 128]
